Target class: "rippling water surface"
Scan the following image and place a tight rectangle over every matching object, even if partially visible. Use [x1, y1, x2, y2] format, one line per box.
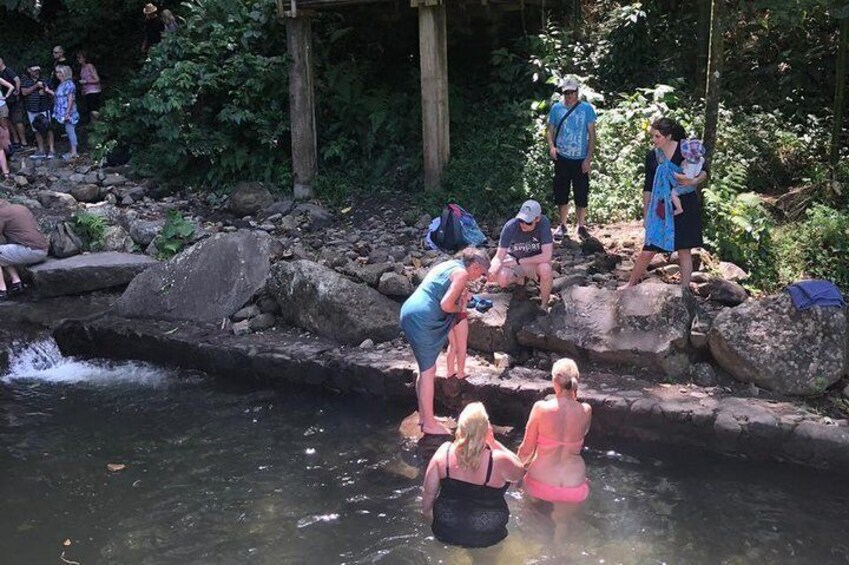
[2, 340, 848, 564]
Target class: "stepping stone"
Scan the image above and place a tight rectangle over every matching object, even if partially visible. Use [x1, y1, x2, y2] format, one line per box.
[28, 252, 159, 298]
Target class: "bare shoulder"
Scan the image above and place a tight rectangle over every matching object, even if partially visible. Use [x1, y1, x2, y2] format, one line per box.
[581, 402, 592, 415]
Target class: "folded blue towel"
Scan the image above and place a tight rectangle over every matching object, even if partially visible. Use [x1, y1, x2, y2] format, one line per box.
[786, 280, 845, 310]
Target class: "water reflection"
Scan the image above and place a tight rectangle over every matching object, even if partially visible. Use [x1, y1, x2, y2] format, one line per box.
[1, 341, 848, 564]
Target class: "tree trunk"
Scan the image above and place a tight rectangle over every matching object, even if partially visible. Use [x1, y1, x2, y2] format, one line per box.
[418, 3, 450, 192]
[703, 0, 724, 167]
[287, 16, 317, 200]
[830, 16, 849, 173]
[694, 0, 711, 96]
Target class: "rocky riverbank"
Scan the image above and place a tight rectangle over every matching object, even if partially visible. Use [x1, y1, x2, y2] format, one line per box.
[2, 153, 849, 469]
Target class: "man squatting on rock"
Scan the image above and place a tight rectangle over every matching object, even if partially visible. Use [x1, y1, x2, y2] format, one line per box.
[0, 198, 48, 300]
[488, 199, 554, 309]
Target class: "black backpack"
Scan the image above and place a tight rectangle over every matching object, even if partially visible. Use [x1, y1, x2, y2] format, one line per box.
[431, 205, 465, 253]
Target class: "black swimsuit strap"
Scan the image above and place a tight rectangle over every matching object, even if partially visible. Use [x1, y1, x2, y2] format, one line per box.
[484, 449, 494, 486]
[445, 444, 451, 478]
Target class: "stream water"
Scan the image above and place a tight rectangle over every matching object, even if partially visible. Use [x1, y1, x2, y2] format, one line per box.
[1, 339, 848, 564]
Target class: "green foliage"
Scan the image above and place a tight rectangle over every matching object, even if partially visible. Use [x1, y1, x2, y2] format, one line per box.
[775, 204, 849, 291]
[71, 211, 107, 251]
[91, 0, 291, 189]
[156, 210, 196, 260]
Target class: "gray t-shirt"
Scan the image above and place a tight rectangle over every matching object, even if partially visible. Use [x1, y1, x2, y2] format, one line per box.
[498, 217, 553, 260]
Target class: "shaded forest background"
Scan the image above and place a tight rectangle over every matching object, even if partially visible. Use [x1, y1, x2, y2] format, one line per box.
[2, 0, 849, 291]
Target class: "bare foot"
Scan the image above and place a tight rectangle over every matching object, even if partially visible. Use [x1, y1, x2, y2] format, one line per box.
[673, 208, 684, 216]
[420, 420, 452, 436]
[455, 373, 467, 380]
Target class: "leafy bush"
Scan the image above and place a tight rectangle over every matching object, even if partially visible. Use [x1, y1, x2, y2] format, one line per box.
[71, 212, 108, 251]
[155, 210, 196, 259]
[775, 204, 849, 291]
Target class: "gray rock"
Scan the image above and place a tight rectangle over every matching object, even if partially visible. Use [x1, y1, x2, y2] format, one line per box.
[84, 172, 101, 184]
[294, 203, 333, 231]
[689, 363, 718, 387]
[129, 219, 164, 247]
[262, 199, 295, 217]
[552, 274, 587, 293]
[70, 184, 102, 203]
[101, 174, 128, 187]
[102, 225, 135, 253]
[581, 237, 605, 255]
[69, 173, 86, 184]
[359, 338, 375, 349]
[719, 261, 749, 282]
[689, 306, 713, 351]
[257, 296, 281, 314]
[229, 181, 274, 217]
[518, 283, 695, 374]
[48, 223, 83, 259]
[28, 252, 159, 297]
[116, 232, 277, 323]
[343, 261, 394, 287]
[378, 272, 414, 298]
[249, 313, 277, 331]
[468, 291, 539, 354]
[708, 293, 847, 395]
[13, 175, 28, 187]
[696, 277, 748, 306]
[232, 320, 251, 336]
[50, 178, 75, 193]
[267, 260, 400, 345]
[233, 305, 261, 322]
[38, 190, 78, 209]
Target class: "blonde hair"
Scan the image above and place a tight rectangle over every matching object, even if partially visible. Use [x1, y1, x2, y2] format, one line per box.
[552, 358, 580, 392]
[55, 65, 72, 81]
[453, 402, 490, 471]
[161, 9, 176, 24]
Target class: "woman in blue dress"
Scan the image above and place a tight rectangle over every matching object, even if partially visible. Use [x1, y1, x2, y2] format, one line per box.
[400, 248, 490, 435]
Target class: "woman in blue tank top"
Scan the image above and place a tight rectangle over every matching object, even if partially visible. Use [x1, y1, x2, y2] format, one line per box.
[400, 248, 489, 435]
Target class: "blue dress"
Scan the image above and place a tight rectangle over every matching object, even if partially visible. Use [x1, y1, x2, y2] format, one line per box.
[400, 260, 464, 372]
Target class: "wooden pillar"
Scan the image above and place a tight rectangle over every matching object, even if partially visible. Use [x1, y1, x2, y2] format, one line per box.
[286, 15, 317, 200]
[417, 0, 449, 191]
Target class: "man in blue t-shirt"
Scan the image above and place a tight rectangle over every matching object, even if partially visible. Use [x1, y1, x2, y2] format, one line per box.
[488, 199, 554, 308]
[547, 76, 597, 240]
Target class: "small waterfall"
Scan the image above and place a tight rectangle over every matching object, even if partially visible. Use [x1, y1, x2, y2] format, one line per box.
[3, 337, 172, 386]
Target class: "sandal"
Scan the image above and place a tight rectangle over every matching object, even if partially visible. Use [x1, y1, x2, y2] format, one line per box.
[466, 295, 479, 309]
[475, 298, 493, 313]
[8, 281, 24, 296]
[0, 290, 7, 302]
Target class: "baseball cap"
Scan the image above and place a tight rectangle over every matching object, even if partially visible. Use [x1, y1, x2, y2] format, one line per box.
[559, 77, 580, 92]
[516, 200, 542, 223]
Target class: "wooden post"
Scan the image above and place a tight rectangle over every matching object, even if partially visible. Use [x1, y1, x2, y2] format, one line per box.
[286, 15, 317, 200]
[417, 0, 449, 191]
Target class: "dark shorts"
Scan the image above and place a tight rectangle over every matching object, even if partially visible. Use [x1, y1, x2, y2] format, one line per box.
[8, 100, 25, 124]
[643, 191, 703, 252]
[85, 92, 101, 112]
[553, 156, 589, 208]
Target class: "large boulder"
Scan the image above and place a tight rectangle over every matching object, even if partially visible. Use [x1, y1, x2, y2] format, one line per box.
[517, 283, 695, 374]
[267, 259, 400, 345]
[115, 231, 277, 322]
[28, 252, 159, 297]
[708, 293, 847, 395]
[468, 291, 539, 354]
[229, 181, 274, 217]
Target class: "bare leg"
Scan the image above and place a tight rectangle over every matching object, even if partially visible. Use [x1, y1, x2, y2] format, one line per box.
[451, 318, 468, 379]
[626, 250, 656, 287]
[677, 248, 693, 288]
[5, 265, 21, 285]
[416, 365, 450, 435]
[576, 206, 587, 229]
[537, 263, 553, 305]
[0, 267, 7, 292]
[47, 131, 55, 154]
[558, 203, 571, 230]
[446, 327, 457, 377]
[34, 132, 45, 154]
[15, 122, 27, 146]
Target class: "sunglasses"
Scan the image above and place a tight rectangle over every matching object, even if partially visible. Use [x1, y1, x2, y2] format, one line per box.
[520, 219, 535, 226]
[562, 90, 577, 95]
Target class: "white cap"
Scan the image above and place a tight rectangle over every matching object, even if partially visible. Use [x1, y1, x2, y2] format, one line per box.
[516, 200, 542, 223]
[559, 77, 580, 92]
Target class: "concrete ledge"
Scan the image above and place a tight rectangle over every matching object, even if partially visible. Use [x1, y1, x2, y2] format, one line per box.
[52, 315, 849, 471]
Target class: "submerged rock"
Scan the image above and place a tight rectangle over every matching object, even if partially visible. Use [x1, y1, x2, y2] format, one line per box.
[708, 293, 847, 396]
[267, 259, 400, 345]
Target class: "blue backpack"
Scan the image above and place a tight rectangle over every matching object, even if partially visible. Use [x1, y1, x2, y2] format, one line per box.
[429, 204, 486, 253]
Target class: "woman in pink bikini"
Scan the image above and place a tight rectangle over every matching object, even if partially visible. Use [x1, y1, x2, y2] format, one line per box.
[518, 358, 592, 504]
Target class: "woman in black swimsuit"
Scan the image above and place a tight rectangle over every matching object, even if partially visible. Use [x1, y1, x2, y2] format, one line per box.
[421, 402, 525, 547]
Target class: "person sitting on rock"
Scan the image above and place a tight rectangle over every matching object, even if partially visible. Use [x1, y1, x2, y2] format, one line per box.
[0, 198, 48, 301]
[488, 199, 554, 309]
[518, 358, 592, 507]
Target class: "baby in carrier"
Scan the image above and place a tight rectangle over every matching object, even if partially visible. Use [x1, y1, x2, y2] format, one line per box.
[671, 138, 705, 215]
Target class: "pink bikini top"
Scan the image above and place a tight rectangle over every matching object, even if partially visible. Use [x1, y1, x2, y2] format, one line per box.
[537, 433, 584, 451]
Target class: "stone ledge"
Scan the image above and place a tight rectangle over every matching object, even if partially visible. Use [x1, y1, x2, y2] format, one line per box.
[52, 315, 849, 471]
